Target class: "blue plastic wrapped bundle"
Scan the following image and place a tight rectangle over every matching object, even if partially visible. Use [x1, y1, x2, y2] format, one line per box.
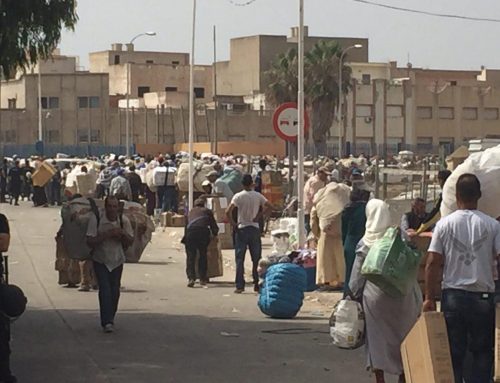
[258, 263, 307, 319]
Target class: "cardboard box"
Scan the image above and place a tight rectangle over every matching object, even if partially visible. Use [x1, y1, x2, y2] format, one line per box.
[161, 212, 173, 227]
[401, 312, 454, 383]
[207, 237, 223, 278]
[32, 162, 57, 187]
[170, 214, 186, 228]
[495, 305, 500, 382]
[217, 223, 234, 249]
[207, 197, 228, 223]
[262, 171, 283, 186]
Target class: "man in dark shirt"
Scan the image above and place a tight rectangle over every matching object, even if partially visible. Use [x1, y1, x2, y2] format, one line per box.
[0, 213, 16, 383]
[125, 165, 143, 203]
[7, 161, 21, 206]
[184, 198, 219, 287]
[0, 159, 7, 203]
[401, 197, 427, 239]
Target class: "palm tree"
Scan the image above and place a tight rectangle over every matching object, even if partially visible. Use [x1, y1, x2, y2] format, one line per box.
[265, 40, 353, 155]
[265, 48, 299, 106]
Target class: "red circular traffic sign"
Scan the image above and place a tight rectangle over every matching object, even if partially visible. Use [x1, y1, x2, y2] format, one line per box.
[272, 102, 310, 142]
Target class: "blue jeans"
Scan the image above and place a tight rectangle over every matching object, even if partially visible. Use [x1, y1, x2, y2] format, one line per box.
[234, 226, 261, 290]
[441, 288, 495, 383]
[157, 186, 178, 213]
[93, 262, 123, 327]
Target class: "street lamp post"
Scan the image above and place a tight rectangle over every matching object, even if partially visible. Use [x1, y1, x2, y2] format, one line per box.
[188, 0, 197, 212]
[337, 44, 362, 158]
[125, 31, 156, 157]
[297, 0, 306, 248]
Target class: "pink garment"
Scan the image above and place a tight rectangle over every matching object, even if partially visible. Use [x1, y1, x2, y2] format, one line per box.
[304, 175, 326, 214]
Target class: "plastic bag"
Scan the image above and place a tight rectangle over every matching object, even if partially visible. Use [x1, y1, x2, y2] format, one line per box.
[329, 299, 365, 349]
[361, 227, 422, 297]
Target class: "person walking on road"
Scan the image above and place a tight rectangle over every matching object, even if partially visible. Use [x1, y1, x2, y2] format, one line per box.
[7, 161, 22, 206]
[349, 199, 422, 383]
[226, 174, 272, 294]
[184, 198, 219, 288]
[425, 173, 500, 383]
[87, 196, 133, 333]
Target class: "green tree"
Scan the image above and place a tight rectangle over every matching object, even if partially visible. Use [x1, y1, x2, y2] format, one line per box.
[0, 0, 78, 77]
[265, 40, 353, 154]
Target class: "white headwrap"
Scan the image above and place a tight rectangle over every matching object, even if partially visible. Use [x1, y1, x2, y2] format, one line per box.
[362, 199, 392, 248]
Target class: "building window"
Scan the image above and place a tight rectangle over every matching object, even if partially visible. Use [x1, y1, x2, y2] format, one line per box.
[165, 87, 178, 92]
[78, 96, 100, 108]
[450, 81, 457, 86]
[114, 55, 120, 65]
[387, 105, 403, 118]
[194, 87, 205, 99]
[462, 107, 478, 120]
[7, 98, 16, 109]
[172, 61, 180, 66]
[356, 105, 372, 118]
[38, 97, 59, 109]
[439, 107, 454, 120]
[416, 106, 432, 119]
[47, 130, 60, 144]
[484, 107, 499, 120]
[89, 96, 100, 108]
[361, 74, 371, 85]
[146, 60, 154, 64]
[77, 129, 100, 143]
[138, 86, 150, 98]
[417, 137, 433, 153]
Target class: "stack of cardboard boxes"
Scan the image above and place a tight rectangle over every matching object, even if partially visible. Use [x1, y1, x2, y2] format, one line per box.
[261, 171, 284, 210]
[207, 197, 233, 250]
[161, 211, 186, 227]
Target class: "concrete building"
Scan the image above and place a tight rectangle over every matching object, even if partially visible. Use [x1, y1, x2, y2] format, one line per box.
[336, 61, 500, 156]
[89, 43, 213, 107]
[215, 27, 368, 108]
[0, 52, 109, 146]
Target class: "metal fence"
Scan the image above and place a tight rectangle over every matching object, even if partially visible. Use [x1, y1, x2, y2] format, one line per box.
[0, 144, 134, 158]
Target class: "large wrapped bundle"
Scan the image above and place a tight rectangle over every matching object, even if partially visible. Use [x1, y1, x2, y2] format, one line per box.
[361, 227, 422, 297]
[441, 145, 500, 218]
[122, 201, 155, 263]
[217, 168, 243, 195]
[61, 198, 100, 261]
[176, 162, 214, 192]
[258, 263, 307, 319]
[313, 183, 351, 231]
[76, 173, 97, 197]
[61, 198, 154, 263]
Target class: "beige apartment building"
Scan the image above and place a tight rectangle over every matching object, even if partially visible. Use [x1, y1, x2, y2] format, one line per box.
[216, 27, 368, 109]
[0, 52, 109, 146]
[335, 62, 500, 156]
[89, 44, 213, 108]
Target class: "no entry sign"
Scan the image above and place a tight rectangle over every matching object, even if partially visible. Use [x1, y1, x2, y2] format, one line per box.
[272, 102, 310, 142]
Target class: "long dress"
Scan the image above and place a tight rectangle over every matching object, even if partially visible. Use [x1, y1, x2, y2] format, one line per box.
[311, 208, 345, 285]
[341, 201, 367, 290]
[349, 241, 422, 375]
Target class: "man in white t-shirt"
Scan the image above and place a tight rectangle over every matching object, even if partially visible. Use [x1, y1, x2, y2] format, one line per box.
[424, 173, 500, 383]
[226, 174, 272, 294]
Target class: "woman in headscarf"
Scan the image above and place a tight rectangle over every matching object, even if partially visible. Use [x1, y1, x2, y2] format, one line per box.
[349, 199, 422, 383]
[341, 186, 370, 296]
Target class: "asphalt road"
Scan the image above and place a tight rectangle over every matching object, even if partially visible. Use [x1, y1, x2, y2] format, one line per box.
[0, 201, 400, 383]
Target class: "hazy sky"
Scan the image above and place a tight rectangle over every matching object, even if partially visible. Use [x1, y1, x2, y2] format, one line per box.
[60, 0, 500, 70]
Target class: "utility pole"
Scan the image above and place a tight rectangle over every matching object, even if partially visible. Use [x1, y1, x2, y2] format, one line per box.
[213, 25, 218, 155]
[188, 0, 197, 211]
[297, 0, 305, 247]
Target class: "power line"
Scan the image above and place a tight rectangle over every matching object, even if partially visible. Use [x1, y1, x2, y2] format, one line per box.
[350, 0, 500, 23]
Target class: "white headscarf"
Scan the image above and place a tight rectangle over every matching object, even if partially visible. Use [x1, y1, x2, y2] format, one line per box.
[362, 199, 392, 248]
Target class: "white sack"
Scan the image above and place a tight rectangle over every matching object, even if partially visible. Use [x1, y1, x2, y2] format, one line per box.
[329, 299, 365, 349]
[441, 145, 500, 219]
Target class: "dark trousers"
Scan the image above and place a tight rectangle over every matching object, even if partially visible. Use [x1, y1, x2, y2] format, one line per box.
[93, 262, 123, 327]
[305, 214, 311, 234]
[0, 314, 11, 380]
[0, 180, 6, 203]
[441, 288, 495, 383]
[45, 182, 61, 205]
[160, 186, 178, 213]
[185, 227, 210, 281]
[234, 226, 261, 290]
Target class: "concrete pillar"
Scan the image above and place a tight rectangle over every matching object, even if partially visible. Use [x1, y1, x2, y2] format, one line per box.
[373, 79, 386, 157]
